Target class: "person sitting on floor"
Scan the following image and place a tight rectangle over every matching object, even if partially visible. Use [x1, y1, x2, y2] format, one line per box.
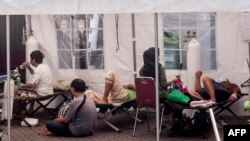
[44, 78, 96, 137]
[85, 70, 136, 104]
[189, 70, 241, 105]
[14, 50, 53, 114]
[139, 47, 178, 102]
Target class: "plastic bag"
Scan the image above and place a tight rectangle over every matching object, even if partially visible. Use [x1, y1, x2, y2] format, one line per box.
[174, 80, 188, 94]
[167, 89, 190, 104]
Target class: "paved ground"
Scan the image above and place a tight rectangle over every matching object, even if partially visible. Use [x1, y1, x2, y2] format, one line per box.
[1, 109, 249, 141]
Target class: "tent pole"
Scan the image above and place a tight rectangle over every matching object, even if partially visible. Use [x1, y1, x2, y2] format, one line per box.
[28, 15, 32, 32]
[154, 13, 160, 141]
[248, 42, 250, 73]
[132, 13, 137, 79]
[6, 15, 11, 141]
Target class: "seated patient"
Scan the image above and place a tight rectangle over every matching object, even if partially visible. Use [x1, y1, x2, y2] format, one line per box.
[139, 47, 178, 101]
[14, 50, 53, 114]
[15, 50, 53, 96]
[44, 79, 96, 137]
[85, 70, 136, 104]
[189, 70, 241, 104]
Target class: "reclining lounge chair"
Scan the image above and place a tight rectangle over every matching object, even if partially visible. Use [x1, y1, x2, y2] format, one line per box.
[95, 99, 137, 132]
[12, 89, 71, 127]
[167, 92, 248, 140]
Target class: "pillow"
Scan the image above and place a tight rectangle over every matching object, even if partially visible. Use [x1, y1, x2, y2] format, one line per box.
[53, 80, 70, 91]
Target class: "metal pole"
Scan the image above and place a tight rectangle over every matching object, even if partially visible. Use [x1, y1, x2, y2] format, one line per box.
[154, 13, 160, 141]
[132, 13, 137, 79]
[248, 42, 250, 73]
[28, 15, 32, 32]
[6, 15, 11, 141]
[209, 108, 221, 141]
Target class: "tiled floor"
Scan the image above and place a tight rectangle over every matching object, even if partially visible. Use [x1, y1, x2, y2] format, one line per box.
[1, 110, 249, 141]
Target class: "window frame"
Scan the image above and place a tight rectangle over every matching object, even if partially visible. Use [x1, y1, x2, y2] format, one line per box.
[55, 14, 104, 70]
[162, 12, 216, 70]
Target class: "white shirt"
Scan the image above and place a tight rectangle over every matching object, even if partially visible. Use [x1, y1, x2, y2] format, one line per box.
[30, 63, 53, 96]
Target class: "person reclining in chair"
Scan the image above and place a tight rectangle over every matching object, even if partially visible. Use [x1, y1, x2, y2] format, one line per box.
[85, 70, 136, 104]
[189, 70, 241, 105]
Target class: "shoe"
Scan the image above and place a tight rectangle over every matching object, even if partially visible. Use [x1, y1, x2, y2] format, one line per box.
[190, 100, 215, 108]
[203, 100, 216, 107]
[190, 100, 206, 107]
[190, 100, 207, 107]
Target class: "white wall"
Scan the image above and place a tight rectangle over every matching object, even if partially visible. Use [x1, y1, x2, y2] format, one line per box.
[31, 13, 250, 115]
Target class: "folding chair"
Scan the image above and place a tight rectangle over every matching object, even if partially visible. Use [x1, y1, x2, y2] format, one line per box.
[213, 93, 248, 120]
[166, 101, 221, 140]
[166, 94, 248, 140]
[14, 89, 71, 118]
[96, 99, 137, 132]
[133, 77, 164, 137]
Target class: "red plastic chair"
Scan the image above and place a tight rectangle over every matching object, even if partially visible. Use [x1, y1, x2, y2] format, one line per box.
[133, 77, 164, 136]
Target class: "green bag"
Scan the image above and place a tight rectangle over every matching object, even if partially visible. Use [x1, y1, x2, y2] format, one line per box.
[167, 89, 191, 104]
[244, 101, 250, 112]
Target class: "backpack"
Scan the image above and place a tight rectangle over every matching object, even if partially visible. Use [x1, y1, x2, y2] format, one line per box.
[191, 110, 211, 130]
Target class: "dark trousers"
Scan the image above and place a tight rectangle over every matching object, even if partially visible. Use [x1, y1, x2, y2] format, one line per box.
[46, 120, 74, 137]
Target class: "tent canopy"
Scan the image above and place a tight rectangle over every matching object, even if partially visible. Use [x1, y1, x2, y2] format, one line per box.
[1, 0, 250, 15]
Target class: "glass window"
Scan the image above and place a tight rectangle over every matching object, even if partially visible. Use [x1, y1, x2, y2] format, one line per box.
[162, 13, 216, 70]
[55, 14, 104, 69]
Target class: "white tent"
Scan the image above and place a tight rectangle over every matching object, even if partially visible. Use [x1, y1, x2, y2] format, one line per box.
[1, 0, 250, 14]
[3, 1, 250, 141]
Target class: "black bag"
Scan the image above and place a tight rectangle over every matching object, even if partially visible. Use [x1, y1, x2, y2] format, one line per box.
[191, 111, 211, 130]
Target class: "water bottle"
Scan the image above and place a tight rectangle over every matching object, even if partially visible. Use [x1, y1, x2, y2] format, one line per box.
[16, 76, 21, 89]
[20, 64, 25, 69]
[20, 62, 29, 69]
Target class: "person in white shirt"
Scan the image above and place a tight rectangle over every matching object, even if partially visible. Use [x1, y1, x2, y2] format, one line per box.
[15, 50, 53, 114]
